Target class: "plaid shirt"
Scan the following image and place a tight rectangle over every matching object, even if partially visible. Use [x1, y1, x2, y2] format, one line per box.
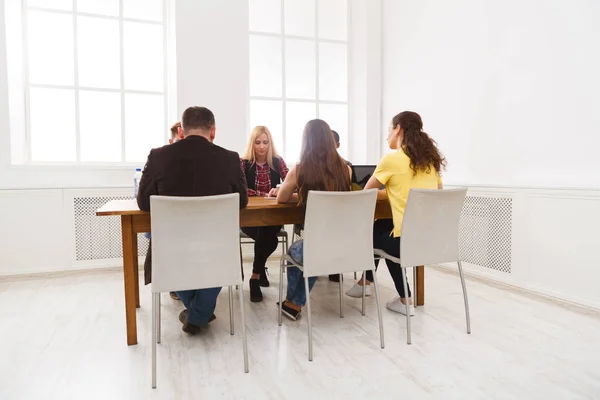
[240, 158, 289, 196]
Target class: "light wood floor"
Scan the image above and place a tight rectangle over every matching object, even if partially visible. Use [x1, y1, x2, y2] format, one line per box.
[1, 261, 599, 400]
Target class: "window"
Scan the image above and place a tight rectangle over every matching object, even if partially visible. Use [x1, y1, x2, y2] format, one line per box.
[248, 0, 349, 163]
[10, 0, 170, 164]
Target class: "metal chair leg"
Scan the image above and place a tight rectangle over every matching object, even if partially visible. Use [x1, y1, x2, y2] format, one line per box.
[413, 267, 418, 308]
[152, 292, 158, 389]
[238, 281, 249, 373]
[361, 270, 366, 316]
[457, 261, 471, 334]
[304, 276, 313, 361]
[278, 261, 284, 326]
[229, 285, 234, 335]
[157, 293, 161, 344]
[372, 269, 385, 349]
[402, 267, 412, 345]
[339, 274, 344, 318]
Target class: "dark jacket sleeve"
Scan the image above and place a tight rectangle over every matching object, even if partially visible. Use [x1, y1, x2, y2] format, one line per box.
[233, 152, 248, 209]
[137, 149, 158, 212]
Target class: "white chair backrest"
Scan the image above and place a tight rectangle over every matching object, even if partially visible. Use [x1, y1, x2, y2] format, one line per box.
[150, 193, 241, 293]
[400, 188, 467, 268]
[302, 190, 378, 278]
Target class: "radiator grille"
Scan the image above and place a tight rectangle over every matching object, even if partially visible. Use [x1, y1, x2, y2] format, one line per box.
[74, 196, 149, 261]
[459, 196, 512, 273]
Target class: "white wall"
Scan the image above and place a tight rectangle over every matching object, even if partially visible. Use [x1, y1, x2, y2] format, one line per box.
[382, 0, 600, 188]
[382, 0, 600, 309]
[0, 0, 382, 275]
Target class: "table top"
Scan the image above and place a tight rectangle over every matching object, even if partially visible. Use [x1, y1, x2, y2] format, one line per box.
[97, 197, 301, 216]
[97, 196, 391, 217]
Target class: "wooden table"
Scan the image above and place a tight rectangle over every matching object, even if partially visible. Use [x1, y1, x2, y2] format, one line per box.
[97, 197, 425, 345]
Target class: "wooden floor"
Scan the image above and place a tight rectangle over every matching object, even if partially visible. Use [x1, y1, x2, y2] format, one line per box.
[1, 261, 599, 400]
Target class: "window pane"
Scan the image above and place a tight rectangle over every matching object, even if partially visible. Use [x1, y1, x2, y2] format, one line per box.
[123, 0, 163, 22]
[249, 0, 281, 34]
[125, 94, 164, 162]
[77, 0, 119, 17]
[284, 0, 315, 37]
[249, 35, 282, 97]
[319, 104, 348, 158]
[123, 22, 164, 92]
[285, 39, 315, 100]
[28, 0, 72, 11]
[319, 43, 347, 101]
[77, 17, 120, 89]
[285, 102, 316, 163]
[318, 0, 347, 41]
[79, 91, 121, 162]
[29, 88, 76, 162]
[250, 100, 283, 153]
[27, 11, 74, 85]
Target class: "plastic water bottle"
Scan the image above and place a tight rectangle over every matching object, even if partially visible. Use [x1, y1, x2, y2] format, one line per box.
[133, 168, 142, 197]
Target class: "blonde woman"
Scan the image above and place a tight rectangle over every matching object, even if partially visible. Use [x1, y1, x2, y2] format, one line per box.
[240, 126, 289, 302]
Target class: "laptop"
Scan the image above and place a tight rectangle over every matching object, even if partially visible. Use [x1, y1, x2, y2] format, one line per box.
[351, 165, 383, 190]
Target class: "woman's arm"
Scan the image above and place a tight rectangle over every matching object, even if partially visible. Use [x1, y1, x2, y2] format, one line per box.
[364, 175, 388, 200]
[277, 165, 298, 203]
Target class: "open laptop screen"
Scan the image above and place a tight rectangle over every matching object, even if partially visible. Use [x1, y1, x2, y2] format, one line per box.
[351, 165, 378, 190]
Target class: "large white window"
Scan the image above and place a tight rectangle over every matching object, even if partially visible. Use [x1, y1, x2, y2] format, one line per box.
[9, 0, 170, 164]
[248, 0, 349, 163]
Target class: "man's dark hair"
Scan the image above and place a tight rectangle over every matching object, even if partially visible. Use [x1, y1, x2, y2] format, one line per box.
[332, 130, 340, 145]
[181, 106, 215, 132]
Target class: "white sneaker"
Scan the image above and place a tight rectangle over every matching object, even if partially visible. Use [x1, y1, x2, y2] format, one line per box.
[345, 283, 371, 298]
[386, 297, 415, 316]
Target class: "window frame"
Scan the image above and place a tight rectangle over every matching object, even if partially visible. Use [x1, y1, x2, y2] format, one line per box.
[248, 0, 351, 163]
[14, 0, 173, 166]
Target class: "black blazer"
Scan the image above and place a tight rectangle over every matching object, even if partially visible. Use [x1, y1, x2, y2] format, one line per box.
[137, 135, 248, 284]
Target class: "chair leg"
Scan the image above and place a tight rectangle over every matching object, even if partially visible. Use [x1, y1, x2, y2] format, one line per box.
[362, 270, 367, 316]
[413, 267, 418, 309]
[304, 276, 313, 361]
[238, 281, 249, 373]
[457, 261, 471, 334]
[152, 292, 158, 389]
[278, 261, 284, 326]
[338, 274, 344, 318]
[157, 293, 161, 344]
[372, 269, 385, 349]
[229, 285, 235, 335]
[402, 267, 412, 345]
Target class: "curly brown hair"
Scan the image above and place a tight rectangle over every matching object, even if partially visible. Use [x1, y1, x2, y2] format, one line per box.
[392, 111, 446, 175]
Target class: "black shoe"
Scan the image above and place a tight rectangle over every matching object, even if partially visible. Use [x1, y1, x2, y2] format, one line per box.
[258, 269, 270, 287]
[249, 279, 263, 302]
[276, 301, 301, 321]
[328, 274, 340, 282]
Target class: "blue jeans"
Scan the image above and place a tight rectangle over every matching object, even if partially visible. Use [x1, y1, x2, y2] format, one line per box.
[176, 287, 222, 326]
[286, 240, 317, 307]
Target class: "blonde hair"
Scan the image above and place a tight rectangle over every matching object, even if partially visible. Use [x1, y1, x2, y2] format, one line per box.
[242, 126, 280, 169]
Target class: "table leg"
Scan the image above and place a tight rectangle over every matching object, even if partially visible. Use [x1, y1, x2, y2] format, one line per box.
[132, 232, 140, 308]
[416, 266, 425, 306]
[121, 215, 138, 346]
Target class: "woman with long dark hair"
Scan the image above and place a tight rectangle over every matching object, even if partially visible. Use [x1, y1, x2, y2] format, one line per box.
[345, 111, 446, 316]
[276, 119, 352, 320]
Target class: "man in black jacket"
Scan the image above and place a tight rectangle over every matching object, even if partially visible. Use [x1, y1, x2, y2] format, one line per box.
[137, 106, 248, 334]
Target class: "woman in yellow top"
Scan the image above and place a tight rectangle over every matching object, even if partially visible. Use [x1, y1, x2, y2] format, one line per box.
[345, 111, 446, 316]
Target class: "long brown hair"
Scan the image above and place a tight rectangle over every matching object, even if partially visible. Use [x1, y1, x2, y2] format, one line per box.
[393, 111, 446, 175]
[297, 119, 350, 207]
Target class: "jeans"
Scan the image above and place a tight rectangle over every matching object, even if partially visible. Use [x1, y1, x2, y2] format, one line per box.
[365, 219, 412, 299]
[176, 287, 222, 326]
[241, 225, 282, 275]
[286, 240, 317, 307]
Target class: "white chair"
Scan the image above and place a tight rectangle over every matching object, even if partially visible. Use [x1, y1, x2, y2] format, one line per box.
[374, 188, 470, 344]
[278, 190, 384, 361]
[150, 193, 249, 389]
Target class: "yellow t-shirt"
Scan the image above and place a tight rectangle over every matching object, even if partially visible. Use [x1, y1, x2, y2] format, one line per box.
[374, 151, 441, 237]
